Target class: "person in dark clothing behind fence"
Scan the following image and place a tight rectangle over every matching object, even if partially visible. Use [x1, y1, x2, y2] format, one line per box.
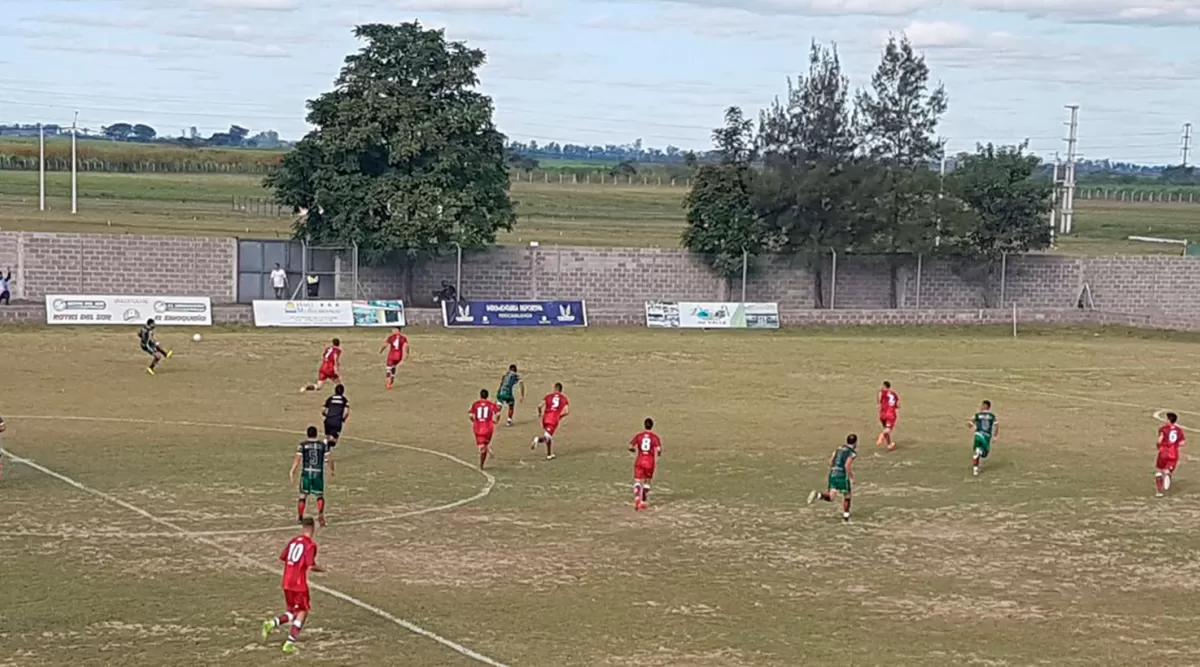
[0, 269, 12, 305]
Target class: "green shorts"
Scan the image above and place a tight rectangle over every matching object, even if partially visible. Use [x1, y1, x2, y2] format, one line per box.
[299, 473, 324, 497]
[141, 342, 158, 356]
[497, 392, 514, 405]
[827, 472, 851, 494]
[973, 433, 992, 458]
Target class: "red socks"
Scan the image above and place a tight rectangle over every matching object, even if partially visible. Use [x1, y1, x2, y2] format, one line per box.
[316, 497, 325, 515]
[297, 498, 306, 520]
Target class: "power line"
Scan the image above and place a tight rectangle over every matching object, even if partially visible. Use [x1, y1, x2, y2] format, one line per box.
[1061, 105, 1079, 236]
[1183, 123, 1192, 167]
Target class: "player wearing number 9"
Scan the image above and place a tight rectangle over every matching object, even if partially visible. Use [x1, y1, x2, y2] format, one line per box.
[629, 417, 662, 511]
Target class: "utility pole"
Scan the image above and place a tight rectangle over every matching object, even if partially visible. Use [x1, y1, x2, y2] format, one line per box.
[1049, 153, 1060, 245]
[1061, 105, 1079, 235]
[71, 111, 79, 215]
[1183, 123, 1193, 168]
[38, 123, 45, 211]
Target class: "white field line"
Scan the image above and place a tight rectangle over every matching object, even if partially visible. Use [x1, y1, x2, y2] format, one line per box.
[895, 364, 1200, 374]
[3, 414, 509, 667]
[2, 414, 494, 537]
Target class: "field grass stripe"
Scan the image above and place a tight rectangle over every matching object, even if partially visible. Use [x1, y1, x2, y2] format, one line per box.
[906, 373, 1200, 418]
[4, 420, 511, 667]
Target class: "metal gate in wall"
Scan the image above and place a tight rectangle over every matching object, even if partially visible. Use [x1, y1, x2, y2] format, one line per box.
[236, 240, 359, 303]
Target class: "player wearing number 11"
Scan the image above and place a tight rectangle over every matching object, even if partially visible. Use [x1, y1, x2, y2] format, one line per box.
[470, 389, 502, 469]
[260, 517, 325, 655]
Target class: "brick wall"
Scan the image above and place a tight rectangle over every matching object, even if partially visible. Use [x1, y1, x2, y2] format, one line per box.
[0, 232, 237, 302]
[5, 231, 1200, 324]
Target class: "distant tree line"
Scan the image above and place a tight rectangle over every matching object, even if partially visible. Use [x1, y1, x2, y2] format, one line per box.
[682, 38, 1056, 307]
[0, 123, 290, 149]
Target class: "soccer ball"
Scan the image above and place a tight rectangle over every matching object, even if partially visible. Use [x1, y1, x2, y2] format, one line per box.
[192, 333, 202, 343]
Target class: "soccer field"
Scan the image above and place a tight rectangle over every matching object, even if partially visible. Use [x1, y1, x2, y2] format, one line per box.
[4, 326, 1200, 666]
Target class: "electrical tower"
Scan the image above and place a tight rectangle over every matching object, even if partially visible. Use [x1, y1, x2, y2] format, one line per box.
[1049, 153, 1061, 245]
[1061, 105, 1079, 235]
[1183, 123, 1193, 168]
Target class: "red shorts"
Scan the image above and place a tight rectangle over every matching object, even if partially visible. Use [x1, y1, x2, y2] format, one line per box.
[634, 459, 656, 481]
[541, 418, 560, 436]
[475, 431, 494, 448]
[386, 355, 402, 368]
[284, 589, 311, 613]
[880, 414, 896, 429]
[318, 367, 338, 382]
[1157, 449, 1179, 472]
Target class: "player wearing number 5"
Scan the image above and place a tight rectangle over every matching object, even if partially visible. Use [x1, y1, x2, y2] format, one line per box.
[261, 517, 325, 654]
[1156, 412, 1186, 497]
[533, 382, 570, 460]
[629, 418, 662, 511]
[470, 389, 502, 469]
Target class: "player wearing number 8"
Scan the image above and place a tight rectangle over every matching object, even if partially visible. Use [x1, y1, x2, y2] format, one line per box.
[629, 418, 662, 511]
[1156, 412, 1186, 497]
[469, 389, 502, 469]
[260, 517, 325, 655]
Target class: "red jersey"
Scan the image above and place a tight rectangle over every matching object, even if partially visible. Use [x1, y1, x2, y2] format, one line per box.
[878, 388, 899, 415]
[470, 399, 500, 433]
[630, 430, 662, 461]
[1159, 423, 1186, 452]
[542, 392, 568, 419]
[320, 345, 342, 370]
[385, 333, 407, 360]
[280, 534, 317, 592]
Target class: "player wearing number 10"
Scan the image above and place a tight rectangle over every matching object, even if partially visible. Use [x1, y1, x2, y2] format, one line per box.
[470, 389, 502, 469]
[629, 418, 662, 511]
[970, 401, 998, 477]
[260, 517, 325, 654]
[1156, 412, 1186, 497]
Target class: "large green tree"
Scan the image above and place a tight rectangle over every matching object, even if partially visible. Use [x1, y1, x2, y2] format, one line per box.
[855, 35, 950, 305]
[682, 107, 760, 280]
[265, 22, 515, 265]
[755, 41, 868, 306]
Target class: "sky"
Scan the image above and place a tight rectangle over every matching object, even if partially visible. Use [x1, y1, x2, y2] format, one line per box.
[1, 0, 1198, 163]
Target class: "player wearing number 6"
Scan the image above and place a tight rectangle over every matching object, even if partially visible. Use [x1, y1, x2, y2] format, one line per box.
[629, 418, 662, 511]
[469, 389, 502, 469]
[1156, 412, 1186, 497]
[261, 517, 325, 654]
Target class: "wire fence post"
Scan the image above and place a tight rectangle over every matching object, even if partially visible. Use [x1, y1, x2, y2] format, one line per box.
[999, 252, 1008, 306]
[830, 249, 837, 309]
[455, 243, 463, 303]
[915, 254, 922, 309]
[740, 249, 748, 304]
[300, 240, 308, 300]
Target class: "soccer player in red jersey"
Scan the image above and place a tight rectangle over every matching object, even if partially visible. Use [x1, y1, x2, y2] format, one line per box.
[301, 338, 342, 393]
[469, 389, 502, 469]
[629, 418, 662, 511]
[379, 327, 408, 390]
[877, 381, 899, 451]
[1156, 412, 1186, 497]
[533, 382, 569, 460]
[261, 517, 325, 655]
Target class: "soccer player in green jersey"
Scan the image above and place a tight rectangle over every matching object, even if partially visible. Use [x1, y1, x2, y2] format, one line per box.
[290, 426, 334, 527]
[807, 434, 857, 522]
[496, 364, 524, 426]
[139, 319, 172, 375]
[970, 400, 998, 476]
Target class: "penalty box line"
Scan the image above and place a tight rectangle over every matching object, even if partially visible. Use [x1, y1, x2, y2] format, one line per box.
[6, 452, 512, 667]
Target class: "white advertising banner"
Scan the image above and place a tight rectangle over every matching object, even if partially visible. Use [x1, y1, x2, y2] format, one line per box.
[644, 301, 780, 329]
[45, 295, 212, 325]
[253, 300, 354, 327]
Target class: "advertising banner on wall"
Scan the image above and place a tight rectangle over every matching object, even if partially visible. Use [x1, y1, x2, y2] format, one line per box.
[352, 300, 406, 327]
[442, 300, 588, 327]
[253, 300, 354, 327]
[644, 301, 780, 329]
[45, 295, 213, 325]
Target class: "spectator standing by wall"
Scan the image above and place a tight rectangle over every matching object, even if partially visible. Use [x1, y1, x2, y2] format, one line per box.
[0, 269, 12, 305]
[270, 263, 289, 300]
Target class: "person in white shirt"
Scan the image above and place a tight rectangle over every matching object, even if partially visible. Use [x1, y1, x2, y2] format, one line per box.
[270, 263, 289, 299]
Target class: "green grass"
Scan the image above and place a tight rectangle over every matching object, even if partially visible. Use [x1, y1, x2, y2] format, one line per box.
[0, 170, 1197, 253]
[5, 325, 1200, 666]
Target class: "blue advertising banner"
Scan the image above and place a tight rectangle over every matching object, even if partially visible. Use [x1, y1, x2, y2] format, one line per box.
[442, 300, 588, 327]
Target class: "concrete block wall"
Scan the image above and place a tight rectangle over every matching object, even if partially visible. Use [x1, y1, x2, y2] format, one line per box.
[0, 232, 237, 302]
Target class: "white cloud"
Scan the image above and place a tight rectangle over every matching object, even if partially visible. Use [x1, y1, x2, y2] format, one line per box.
[237, 43, 292, 57]
[29, 43, 189, 58]
[194, 0, 301, 9]
[964, 0, 1200, 26]
[899, 20, 977, 48]
[393, 0, 531, 15]
[26, 12, 152, 29]
[637, 0, 935, 17]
